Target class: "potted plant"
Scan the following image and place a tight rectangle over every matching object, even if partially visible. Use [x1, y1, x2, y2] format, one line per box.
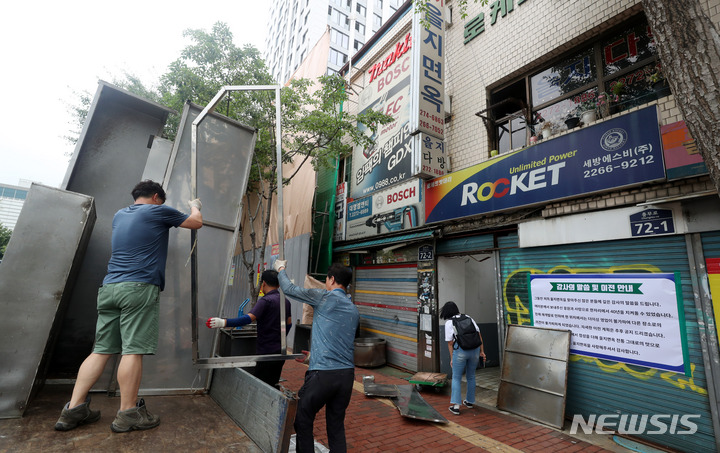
[540, 120, 554, 139]
[563, 107, 580, 129]
[595, 92, 610, 118]
[578, 100, 597, 124]
[648, 66, 667, 96]
[610, 81, 626, 113]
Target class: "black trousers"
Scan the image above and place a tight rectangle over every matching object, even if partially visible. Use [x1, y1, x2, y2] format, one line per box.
[253, 359, 285, 388]
[294, 368, 354, 453]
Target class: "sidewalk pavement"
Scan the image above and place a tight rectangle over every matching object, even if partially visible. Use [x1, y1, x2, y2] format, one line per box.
[280, 359, 623, 453]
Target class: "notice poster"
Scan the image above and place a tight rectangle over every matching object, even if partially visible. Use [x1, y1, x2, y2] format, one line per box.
[528, 273, 688, 373]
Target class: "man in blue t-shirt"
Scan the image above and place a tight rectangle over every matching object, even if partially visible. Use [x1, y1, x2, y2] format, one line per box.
[272, 261, 358, 453]
[205, 270, 292, 387]
[55, 180, 202, 433]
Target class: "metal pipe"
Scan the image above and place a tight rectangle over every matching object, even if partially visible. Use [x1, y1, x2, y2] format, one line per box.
[275, 86, 287, 355]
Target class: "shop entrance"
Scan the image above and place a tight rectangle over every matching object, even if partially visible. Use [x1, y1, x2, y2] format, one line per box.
[437, 254, 500, 373]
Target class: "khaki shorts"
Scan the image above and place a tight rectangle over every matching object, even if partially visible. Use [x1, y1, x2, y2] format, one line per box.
[93, 282, 160, 355]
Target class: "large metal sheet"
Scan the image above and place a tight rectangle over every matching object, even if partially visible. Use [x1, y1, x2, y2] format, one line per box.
[52, 81, 174, 376]
[0, 184, 95, 418]
[497, 325, 570, 429]
[210, 367, 296, 453]
[152, 102, 256, 389]
[391, 384, 448, 424]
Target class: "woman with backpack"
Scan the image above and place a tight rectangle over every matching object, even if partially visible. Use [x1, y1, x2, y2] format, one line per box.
[440, 301, 486, 415]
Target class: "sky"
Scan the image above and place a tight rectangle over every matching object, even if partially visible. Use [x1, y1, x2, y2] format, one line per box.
[0, 1, 270, 188]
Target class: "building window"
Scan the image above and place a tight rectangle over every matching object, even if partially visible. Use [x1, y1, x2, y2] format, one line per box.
[354, 39, 363, 51]
[488, 16, 666, 154]
[356, 3, 366, 16]
[355, 21, 365, 34]
[329, 48, 348, 66]
[373, 13, 382, 30]
[375, 0, 383, 9]
[329, 8, 350, 29]
[331, 29, 350, 49]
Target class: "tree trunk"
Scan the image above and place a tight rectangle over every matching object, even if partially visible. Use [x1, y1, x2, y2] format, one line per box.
[642, 0, 720, 195]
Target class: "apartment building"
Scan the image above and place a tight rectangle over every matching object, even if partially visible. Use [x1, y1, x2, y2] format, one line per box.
[263, 0, 403, 83]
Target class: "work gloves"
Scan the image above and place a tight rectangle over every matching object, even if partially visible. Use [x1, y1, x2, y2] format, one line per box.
[189, 199, 202, 211]
[206, 317, 226, 328]
[273, 259, 287, 272]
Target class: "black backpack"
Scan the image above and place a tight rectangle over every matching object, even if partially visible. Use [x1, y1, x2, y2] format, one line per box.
[452, 314, 482, 350]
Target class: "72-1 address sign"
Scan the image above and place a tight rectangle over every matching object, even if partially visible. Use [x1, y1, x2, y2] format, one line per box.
[629, 209, 675, 237]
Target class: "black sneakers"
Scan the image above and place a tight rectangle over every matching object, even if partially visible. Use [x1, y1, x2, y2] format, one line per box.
[449, 405, 460, 415]
[54, 397, 101, 431]
[463, 400, 474, 408]
[110, 398, 161, 433]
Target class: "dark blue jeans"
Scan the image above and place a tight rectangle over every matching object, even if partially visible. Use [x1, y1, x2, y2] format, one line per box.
[294, 368, 354, 453]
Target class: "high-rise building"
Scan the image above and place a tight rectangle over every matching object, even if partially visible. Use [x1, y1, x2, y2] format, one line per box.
[263, 0, 402, 84]
[0, 181, 31, 230]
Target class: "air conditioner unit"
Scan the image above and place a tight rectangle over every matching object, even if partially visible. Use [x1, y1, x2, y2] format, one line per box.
[444, 93, 452, 118]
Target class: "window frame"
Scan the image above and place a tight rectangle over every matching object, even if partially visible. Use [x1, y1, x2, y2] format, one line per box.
[488, 16, 665, 155]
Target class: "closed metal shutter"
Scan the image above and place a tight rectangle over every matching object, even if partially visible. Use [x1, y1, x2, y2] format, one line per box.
[499, 233, 715, 453]
[355, 264, 418, 372]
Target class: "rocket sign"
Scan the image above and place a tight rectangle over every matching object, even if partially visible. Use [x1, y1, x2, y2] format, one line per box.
[425, 106, 666, 223]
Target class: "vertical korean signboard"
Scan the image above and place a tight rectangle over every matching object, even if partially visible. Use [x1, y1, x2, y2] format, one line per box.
[334, 182, 347, 241]
[411, 0, 445, 140]
[351, 33, 414, 198]
[411, 0, 447, 180]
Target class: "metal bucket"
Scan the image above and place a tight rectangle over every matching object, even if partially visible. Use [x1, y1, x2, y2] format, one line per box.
[354, 337, 387, 367]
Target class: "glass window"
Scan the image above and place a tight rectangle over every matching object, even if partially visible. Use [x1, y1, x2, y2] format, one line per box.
[496, 113, 527, 154]
[354, 39, 363, 51]
[491, 16, 666, 153]
[331, 29, 350, 48]
[329, 49, 348, 66]
[356, 4, 366, 16]
[530, 47, 595, 106]
[355, 21, 365, 34]
[373, 14, 382, 29]
[602, 22, 657, 76]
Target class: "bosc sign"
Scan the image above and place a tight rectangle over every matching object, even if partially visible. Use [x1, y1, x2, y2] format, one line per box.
[425, 106, 665, 223]
[351, 33, 413, 198]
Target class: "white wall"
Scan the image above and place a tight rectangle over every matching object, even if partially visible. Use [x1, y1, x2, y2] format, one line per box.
[437, 254, 497, 324]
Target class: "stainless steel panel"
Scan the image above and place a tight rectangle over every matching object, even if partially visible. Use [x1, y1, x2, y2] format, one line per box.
[142, 136, 174, 182]
[496, 381, 566, 428]
[501, 350, 567, 395]
[497, 325, 570, 429]
[362, 376, 399, 397]
[155, 102, 256, 389]
[53, 81, 174, 377]
[210, 367, 296, 453]
[391, 384, 448, 424]
[504, 323, 571, 360]
[0, 184, 95, 418]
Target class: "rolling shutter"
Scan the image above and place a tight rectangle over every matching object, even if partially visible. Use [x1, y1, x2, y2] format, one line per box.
[355, 264, 418, 372]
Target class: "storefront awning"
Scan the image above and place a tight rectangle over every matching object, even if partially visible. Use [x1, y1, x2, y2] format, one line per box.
[334, 230, 435, 252]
